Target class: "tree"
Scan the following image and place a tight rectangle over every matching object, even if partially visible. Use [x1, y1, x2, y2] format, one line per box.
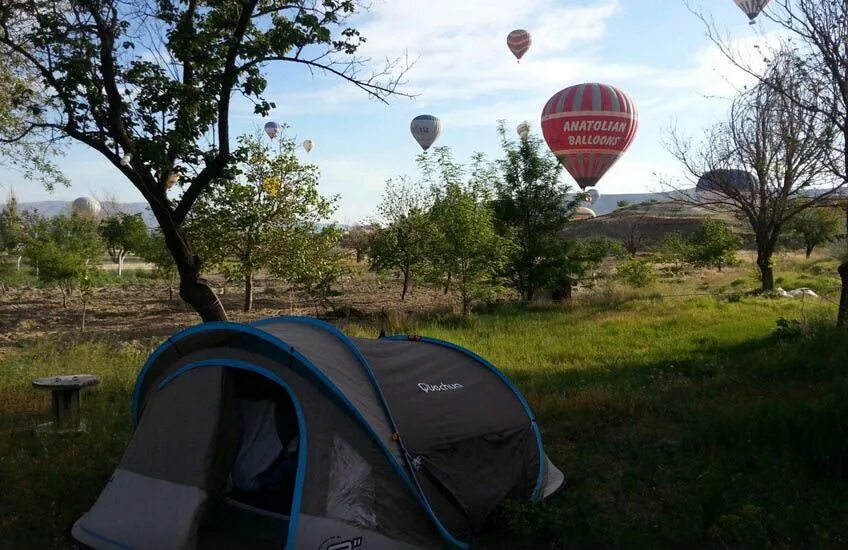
[368, 178, 433, 302]
[423, 149, 507, 315]
[0, 1, 409, 322]
[137, 230, 178, 302]
[0, 191, 25, 271]
[686, 218, 741, 271]
[665, 52, 836, 292]
[340, 224, 378, 263]
[272, 226, 346, 312]
[0, 51, 67, 187]
[788, 205, 842, 258]
[186, 133, 337, 312]
[616, 200, 631, 209]
[99, 213, 148, 276]
[688, 0, 848, 324]
[549, 238, 617, 301]
[491, 121, 578, 301]
[23, 214, 104, 307]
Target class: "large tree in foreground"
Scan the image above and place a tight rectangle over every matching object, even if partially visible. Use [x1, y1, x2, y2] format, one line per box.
[665, 53, 838, 292]
[687, 0, 848, 323]
[0, 0, 408, 321]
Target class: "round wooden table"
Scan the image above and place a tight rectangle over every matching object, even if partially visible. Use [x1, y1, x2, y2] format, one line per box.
[32, 375, 100, 432]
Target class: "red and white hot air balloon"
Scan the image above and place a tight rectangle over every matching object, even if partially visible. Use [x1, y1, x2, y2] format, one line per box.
[507, 29, 531, 62]
[541, 83, 638, 190]
[735, 0, 771, 24]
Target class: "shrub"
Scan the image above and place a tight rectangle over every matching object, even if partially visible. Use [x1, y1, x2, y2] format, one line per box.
[617, 259, 656, 288]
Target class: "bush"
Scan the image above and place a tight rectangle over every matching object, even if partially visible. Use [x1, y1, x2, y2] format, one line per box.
[617, 259, 656, 288]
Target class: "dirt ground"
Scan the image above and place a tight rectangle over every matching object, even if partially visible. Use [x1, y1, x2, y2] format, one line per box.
[0, 264, 456, 355]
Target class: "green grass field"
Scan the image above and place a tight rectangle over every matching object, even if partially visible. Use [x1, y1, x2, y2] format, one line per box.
[1, 285, 847, 547]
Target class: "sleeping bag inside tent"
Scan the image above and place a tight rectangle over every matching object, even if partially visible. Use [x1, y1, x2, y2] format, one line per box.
[72, 316, 565, 549]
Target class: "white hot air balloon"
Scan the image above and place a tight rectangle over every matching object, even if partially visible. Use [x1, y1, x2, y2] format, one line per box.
[302, 139, 314, 154]
[120, 153, 132, 167]
[166, 172, 180, 189]
[586, 188, 600, 205]
[72, 197, 102, 218]
[410, 115, 442, 151]
[573, 206, 596, 221]
[264, 121, 281, 139]
[517, 121, 530, 139]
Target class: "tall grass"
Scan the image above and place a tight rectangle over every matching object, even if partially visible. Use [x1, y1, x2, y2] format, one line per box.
[1, 295, 846, 548]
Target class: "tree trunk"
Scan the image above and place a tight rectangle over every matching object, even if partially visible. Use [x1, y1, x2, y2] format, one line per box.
[168, 283, 174, 302]
[838, 204, 848, 328]
[16, 255, 21, 271]
[81, 296, 88, 331]
[158, 218, 227, 322]
[838, 260, 848, 328]
[355, 249, 363, 263]
[757, 250, 775, 292]
[244, 272, 253, 313]
[552, 279, 573, 302]
[444, 272, 452, 295]
[401, 268, 410, 302]
[118, 253, 124, 277]
[806, 245, 814, 259]
[61, 287, 68, 308]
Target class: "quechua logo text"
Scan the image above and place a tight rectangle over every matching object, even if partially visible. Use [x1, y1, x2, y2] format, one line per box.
[417, 382, 464, 393]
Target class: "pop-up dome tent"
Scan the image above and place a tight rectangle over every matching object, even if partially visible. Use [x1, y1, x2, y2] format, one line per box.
[72, 316, 565, 549]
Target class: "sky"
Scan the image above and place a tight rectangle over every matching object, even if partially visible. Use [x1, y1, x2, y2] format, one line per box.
[1, 0, 775, 224]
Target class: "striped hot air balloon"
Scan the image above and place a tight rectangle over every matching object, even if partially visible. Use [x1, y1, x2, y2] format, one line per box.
[735, 0, 771, 23]
[507, 29, 531, 61]
[541, 83, 638, 190]
[410, 115, 442, 151]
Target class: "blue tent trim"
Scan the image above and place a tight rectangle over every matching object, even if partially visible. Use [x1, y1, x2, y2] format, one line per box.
[386, 335, 547, 501]
[156, 359, 308, 549]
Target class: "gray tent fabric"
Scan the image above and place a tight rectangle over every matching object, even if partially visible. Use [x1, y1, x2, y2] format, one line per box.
[73, 317, 565, 549]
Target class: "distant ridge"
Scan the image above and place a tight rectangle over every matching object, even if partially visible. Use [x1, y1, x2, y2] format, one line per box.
[13, 201, 157, 226]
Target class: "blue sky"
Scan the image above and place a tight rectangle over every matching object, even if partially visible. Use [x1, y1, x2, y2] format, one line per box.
[2, 0, 773, 224]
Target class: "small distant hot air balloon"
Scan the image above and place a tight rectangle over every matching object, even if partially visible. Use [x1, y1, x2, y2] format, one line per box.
[507, 29, 532, 62]
[735, 0, 771, 24]
[72, 197, 102, 218]
[302, 140, 314, 154]
[410, 115, 442, 151]
[517, 121, 531, 139]
[264, 121, 281, 139]
[541, 83, 638, 190]
[120, 153, 132, 167]
[573, 206, 596, 221]
[166, 172, 179, 189]
[586, 188, 600, 205]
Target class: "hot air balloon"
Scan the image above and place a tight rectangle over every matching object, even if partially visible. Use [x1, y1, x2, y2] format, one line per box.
[302, 139, 314, 154]
[72, 197, 102, 218]
[410, 115, 442, 151]
[166, 172, 180, 189]
[541, 83, 638, 190]
[517, 121, 530, 139]
[735, 0, 771, 23]
[573, 206, 596, 221]
[264, 121, 281, 139]
[120, 153, 132, 167]
[507, 29, 532, 62]
[586, 188, 600, 205]
[696, 169, 757, 203]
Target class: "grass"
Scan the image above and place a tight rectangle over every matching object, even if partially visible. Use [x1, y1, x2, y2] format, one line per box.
[1, 272, 847, 548]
